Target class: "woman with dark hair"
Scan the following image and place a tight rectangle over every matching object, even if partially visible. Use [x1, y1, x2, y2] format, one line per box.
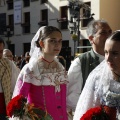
[11, 26, 68, 120]
[74, 31, 120, 120]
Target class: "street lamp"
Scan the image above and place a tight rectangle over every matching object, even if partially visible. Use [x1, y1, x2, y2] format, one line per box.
[68, 0, 93, 56]
[4, 27, 13, 49]
[71, 33, 78, 57]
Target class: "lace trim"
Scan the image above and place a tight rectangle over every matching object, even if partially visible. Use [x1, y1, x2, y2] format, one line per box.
[23, 59, 68, 92]
[102, 79, 120, 107]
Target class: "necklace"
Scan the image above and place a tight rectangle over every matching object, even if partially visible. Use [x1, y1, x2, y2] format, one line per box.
[41, 57, 54, 69]
[41, 57, 54, 64]
[113, 71, 120, 82]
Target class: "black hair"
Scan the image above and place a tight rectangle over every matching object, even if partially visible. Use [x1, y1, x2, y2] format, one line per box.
[36, 26, 62, 48]
[108, 31, 120, 42]
[0, 37, 5, 47]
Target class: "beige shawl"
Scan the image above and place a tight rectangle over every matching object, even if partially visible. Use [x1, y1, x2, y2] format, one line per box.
[0, 58, 11, 105]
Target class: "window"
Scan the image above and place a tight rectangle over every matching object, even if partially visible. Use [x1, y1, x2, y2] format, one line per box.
[31, 0, 38, 2]
[7, 0, 13, 10]
[59, 6, 68, 30]
[23, 0, 30, 7]
[81, 2, 91, 28]
[41, 0, 48, 4]
[8, 14, 13, 25]
[9, 44, 15, 56]
[21, 12, 30, 33]
[23, 43, 30, 55]
[24, 12, 30, 23]
[38, 9, 48, 26]
[0, 13, 6, 35]
[8, 14, 14, 32]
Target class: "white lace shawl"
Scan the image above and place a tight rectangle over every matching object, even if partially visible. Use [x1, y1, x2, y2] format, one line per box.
[73, 60, 120, 120]
[12, 58, 68, 98]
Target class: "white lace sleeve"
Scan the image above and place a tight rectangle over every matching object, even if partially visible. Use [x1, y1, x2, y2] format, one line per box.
[67, 57, 83, 111]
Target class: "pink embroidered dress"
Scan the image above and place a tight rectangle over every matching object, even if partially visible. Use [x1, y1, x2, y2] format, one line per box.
[12, 58, 68, 120]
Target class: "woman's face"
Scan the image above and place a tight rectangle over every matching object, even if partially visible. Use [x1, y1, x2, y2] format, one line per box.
[41, 31, 62, 56]
[105, 39, 120, 74]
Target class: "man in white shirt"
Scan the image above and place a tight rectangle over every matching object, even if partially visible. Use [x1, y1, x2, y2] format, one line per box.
[67, 19, 112, 117]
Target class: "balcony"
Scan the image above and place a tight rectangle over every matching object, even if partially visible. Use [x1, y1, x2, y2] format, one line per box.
[21, 23, 30, 33]
[38, 20, 48, 26]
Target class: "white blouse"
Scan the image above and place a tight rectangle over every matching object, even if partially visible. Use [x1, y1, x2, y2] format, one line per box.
[67, 53, 104, 112]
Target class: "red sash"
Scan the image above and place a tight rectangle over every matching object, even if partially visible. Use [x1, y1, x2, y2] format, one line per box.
[0, 93, 6, 114]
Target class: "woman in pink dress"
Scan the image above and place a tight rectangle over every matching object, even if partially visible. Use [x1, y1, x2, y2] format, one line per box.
[12, 26, 68, 120]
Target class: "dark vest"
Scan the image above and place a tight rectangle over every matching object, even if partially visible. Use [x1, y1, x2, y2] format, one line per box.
[78, 49, 100, 89]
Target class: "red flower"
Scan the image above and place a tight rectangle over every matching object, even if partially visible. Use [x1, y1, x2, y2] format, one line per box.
[6, 95, 53, 120]
[80, 106, 109, 120]
[7, 95, 26, 117]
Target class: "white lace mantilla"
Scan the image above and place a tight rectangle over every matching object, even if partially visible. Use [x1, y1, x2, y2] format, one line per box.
[74, 60, 120, 120]
[102, 80, 120, 107]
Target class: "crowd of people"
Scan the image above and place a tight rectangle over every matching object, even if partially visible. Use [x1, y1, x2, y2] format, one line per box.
[0, 19, 120, 120]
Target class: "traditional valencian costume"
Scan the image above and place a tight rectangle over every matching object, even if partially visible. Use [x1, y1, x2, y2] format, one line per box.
[12, 27, 68, 120]
[0, 58, 20, 118]
[74, 60, 120, 120]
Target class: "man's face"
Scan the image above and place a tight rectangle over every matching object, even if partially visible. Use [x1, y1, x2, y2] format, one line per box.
[91, 23, 112, 50]
[0, 43, 4, 59]
[3, 50, 13, 61]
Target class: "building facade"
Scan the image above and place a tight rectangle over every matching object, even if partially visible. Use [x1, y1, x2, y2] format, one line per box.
[0, 0, 73, 57]
[80, 0, 120, 40]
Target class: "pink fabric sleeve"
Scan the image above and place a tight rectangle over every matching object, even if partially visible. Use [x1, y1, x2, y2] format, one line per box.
[12, 78, 31, 98]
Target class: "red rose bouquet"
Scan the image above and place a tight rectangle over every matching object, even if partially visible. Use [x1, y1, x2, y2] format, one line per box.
[7, 95, 53, 120]
[80, 106, 109, 120]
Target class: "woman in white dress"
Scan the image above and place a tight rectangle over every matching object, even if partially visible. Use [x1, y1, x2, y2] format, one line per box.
[74, 30, 120, 120]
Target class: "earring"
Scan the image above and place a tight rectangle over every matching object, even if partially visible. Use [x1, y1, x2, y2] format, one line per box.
[40, 41, 44, 47]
